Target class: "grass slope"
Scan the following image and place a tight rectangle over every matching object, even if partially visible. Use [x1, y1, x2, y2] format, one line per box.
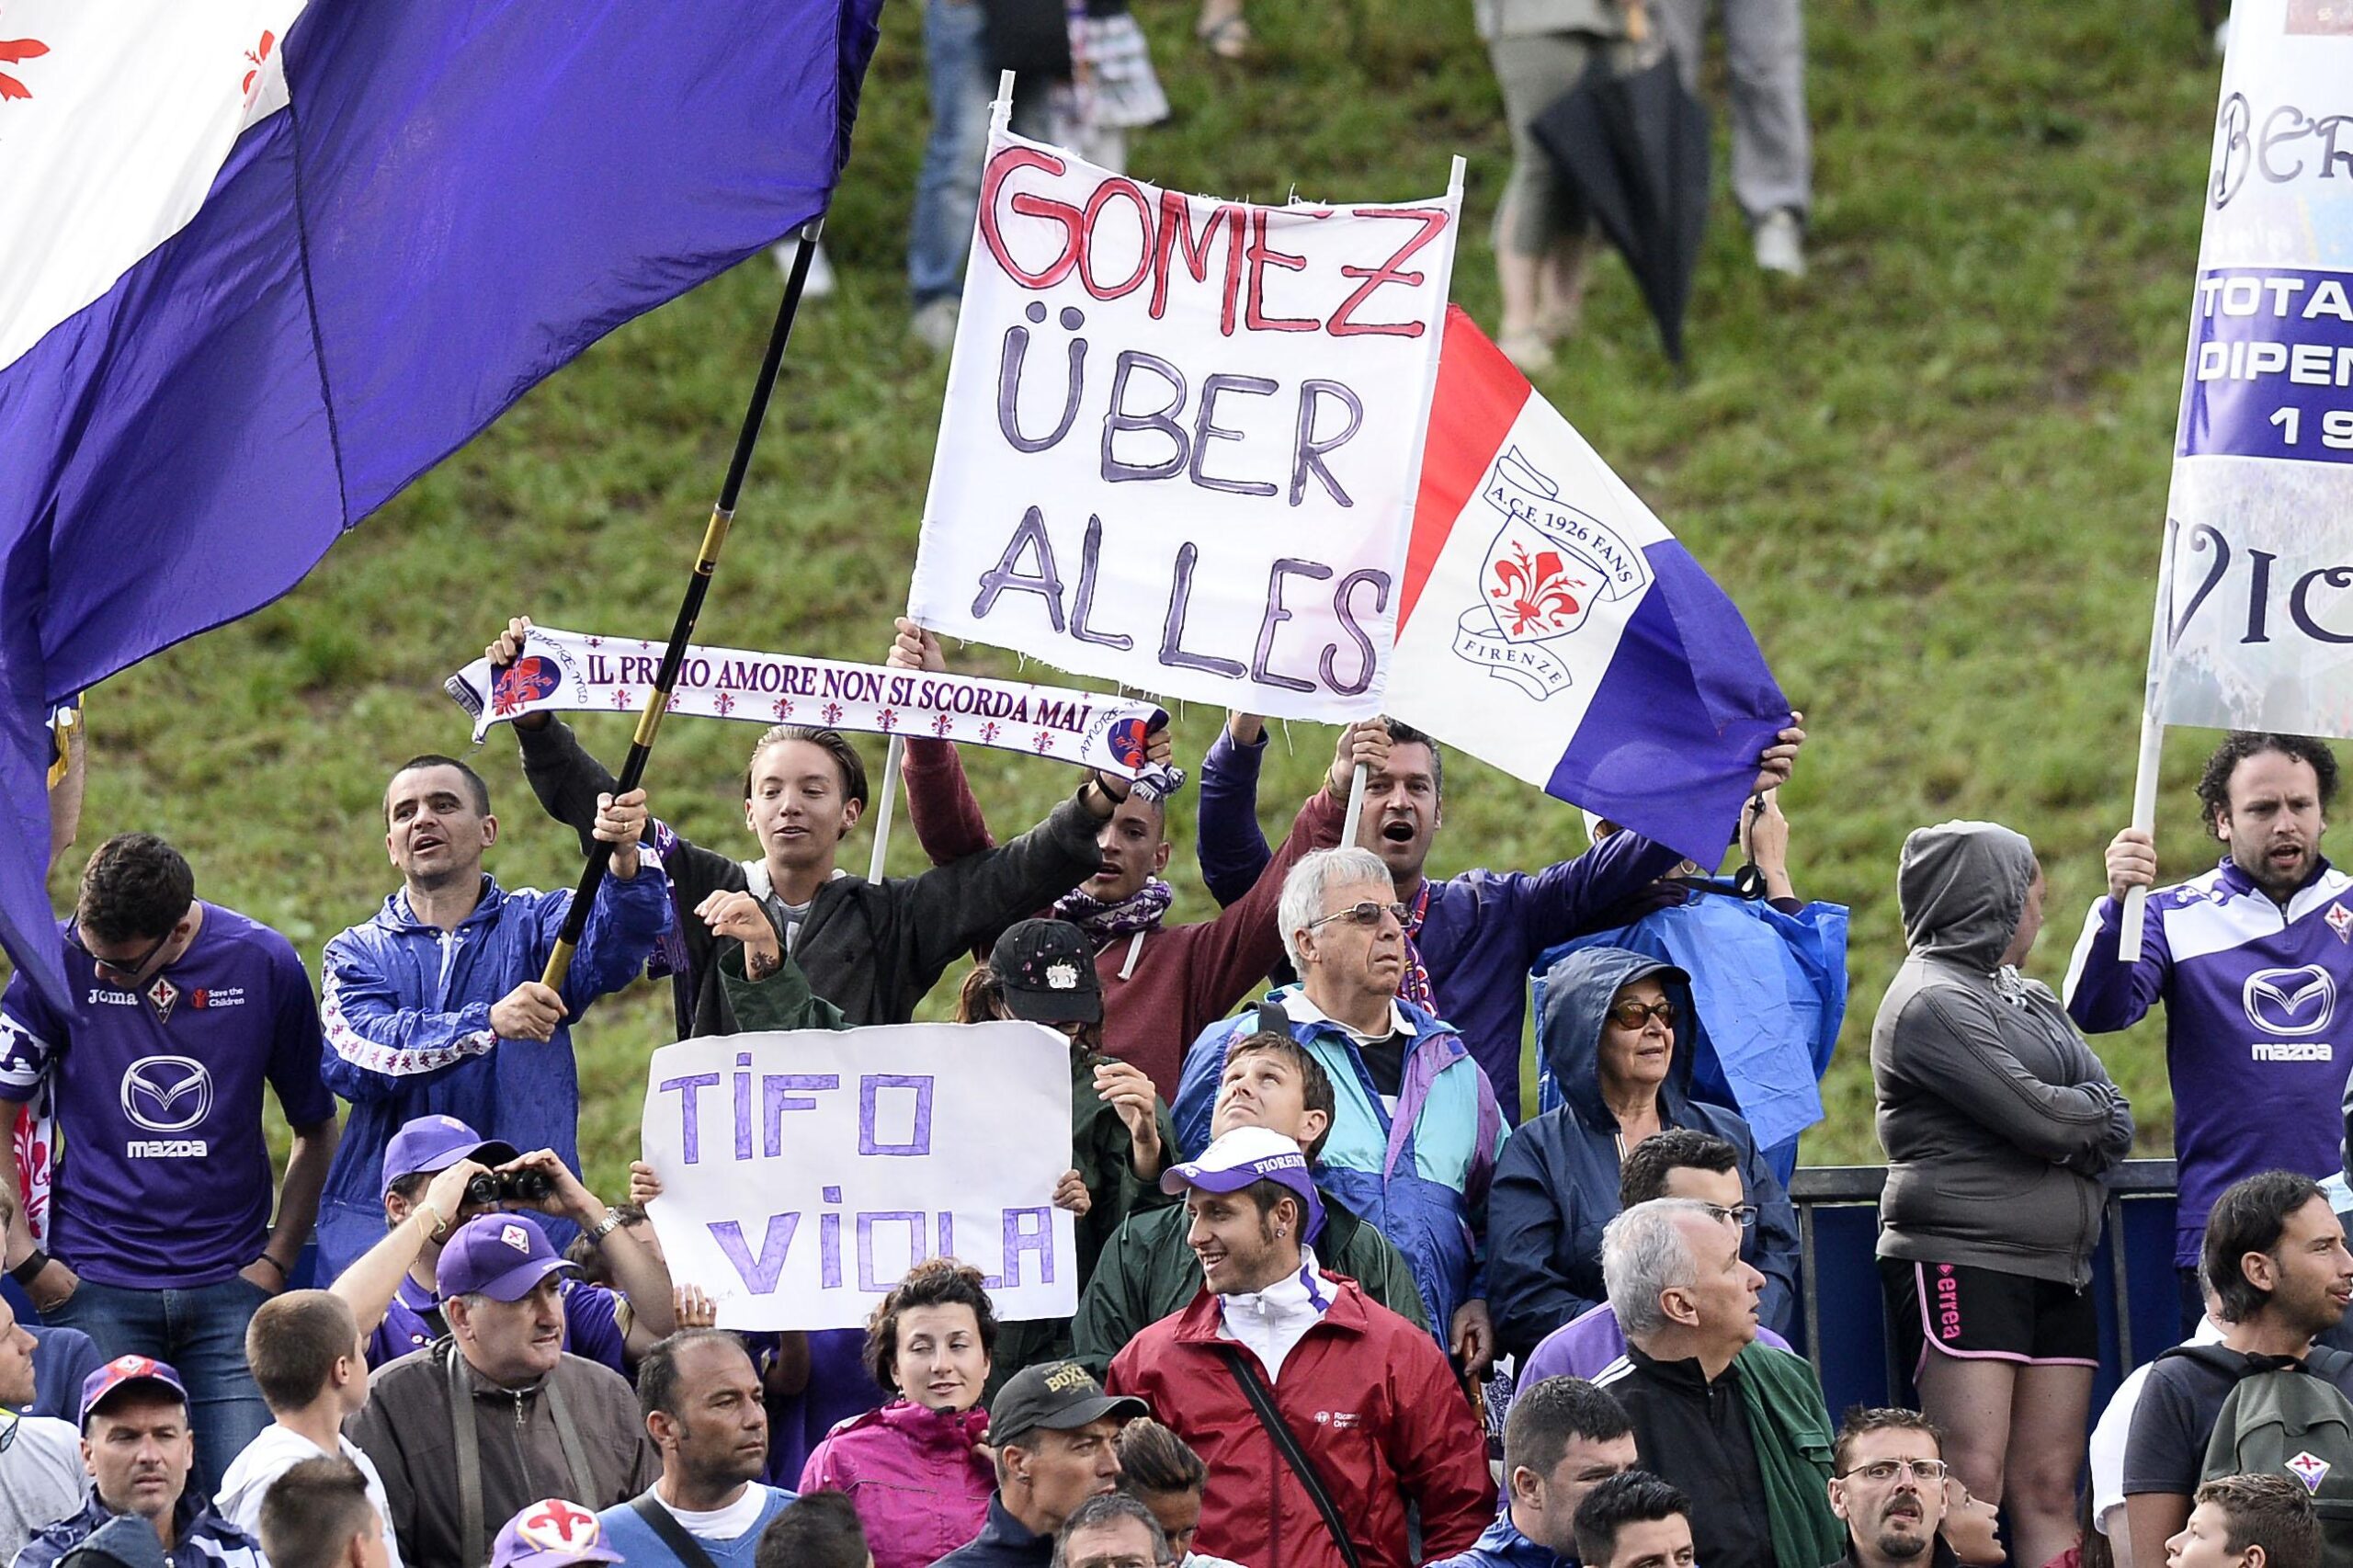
[34, 0, 2265, 1192]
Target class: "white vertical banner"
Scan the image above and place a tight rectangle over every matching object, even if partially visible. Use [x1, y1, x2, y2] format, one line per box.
[907, 130, 1461, 721]
[642, 1023, 1078, 1330]
[2151, 2, 2353, 733]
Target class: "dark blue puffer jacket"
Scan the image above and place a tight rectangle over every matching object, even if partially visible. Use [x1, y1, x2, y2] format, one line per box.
[1487, 946, 1800, 1362]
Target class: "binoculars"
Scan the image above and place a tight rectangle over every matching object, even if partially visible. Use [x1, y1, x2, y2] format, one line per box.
[466, 1167, 553, 1207]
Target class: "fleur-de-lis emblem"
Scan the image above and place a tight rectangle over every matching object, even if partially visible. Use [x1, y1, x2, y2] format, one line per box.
[1033, 730, 1056, 754]
[932, 713, 955, 737]
[0, 35, 50, 101]
[822, 701, 845, 725]
[241, 30, 275, 103]
[712, 689, 736, 717]
[773, 697, 795, 721]
[1488, 542, 1587, 638]
[611, 687, 633, 710]
[876, 708, 898, 732]
[979, 722, 1003, 744]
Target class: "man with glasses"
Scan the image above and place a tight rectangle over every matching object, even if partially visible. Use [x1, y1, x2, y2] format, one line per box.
[1827, 1410, 1959, 1568]
[1172, 846, 1507, 1371]
[1510, 1129, 1798, 1384]
[0, 834, 339, 1494]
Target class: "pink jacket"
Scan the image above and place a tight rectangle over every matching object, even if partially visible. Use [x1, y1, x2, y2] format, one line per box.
[800, 1399, 995, 1568]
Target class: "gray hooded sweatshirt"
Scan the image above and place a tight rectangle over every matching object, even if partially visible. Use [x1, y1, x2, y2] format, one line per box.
[1873, 821, 2134, 1285]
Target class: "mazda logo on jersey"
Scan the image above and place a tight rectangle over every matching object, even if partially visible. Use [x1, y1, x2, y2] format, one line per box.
[119, 1056, 212, 1132]
[2244, 966, 2337, 1037]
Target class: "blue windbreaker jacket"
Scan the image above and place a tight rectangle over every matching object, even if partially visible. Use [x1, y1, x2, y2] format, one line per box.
[1488, 947, 1801, 1362]
[313, 869, 670, 1282]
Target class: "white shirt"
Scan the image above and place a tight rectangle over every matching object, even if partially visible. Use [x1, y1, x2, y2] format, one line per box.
[2090, 1315, 2228, 1537]
[215, 1425, 404, 1568]
[1215, 1250, 1335, 1381]
[0, 1413, 85, 1564]
[654, 1484, 793, 1540]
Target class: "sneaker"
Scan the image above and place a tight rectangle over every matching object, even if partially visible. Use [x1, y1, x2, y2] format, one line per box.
[911, 296, 961, 355]
[770, 237, 836, 298]
[1496, 327, 1555, 376]
[1754, 210, 1806, 278]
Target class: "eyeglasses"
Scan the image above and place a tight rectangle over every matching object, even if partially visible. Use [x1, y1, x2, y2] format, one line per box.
[65, 924, 174, 988]
[1702, 1202, 1759, 1230]
[1072, 1556, 1173, 1568]
[1306, 900, 1410, 931]
[1606, 1000, 1677, 1029]
[1838, 1459, 1950, 1484]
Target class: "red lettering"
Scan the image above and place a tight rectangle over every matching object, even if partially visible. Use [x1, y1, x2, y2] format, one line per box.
[1078, 178, 1156, 301]
[978, 145, 1081, 290]
[1150, 194, 1245, 334]
[1244, 210, 1317, 334]
[1327, 205, 1449, 338]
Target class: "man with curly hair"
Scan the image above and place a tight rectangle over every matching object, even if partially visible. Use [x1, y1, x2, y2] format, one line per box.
[2067, 732, 2350, 1332]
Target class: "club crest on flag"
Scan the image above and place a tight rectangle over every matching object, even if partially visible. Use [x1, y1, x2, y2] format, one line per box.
[1452, 448, 1650, 700]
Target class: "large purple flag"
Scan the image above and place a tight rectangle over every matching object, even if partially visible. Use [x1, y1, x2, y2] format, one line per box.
[0, 0, 882, 1012]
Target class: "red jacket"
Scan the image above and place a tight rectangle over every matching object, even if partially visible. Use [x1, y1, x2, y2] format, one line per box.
[1102, 1277, 1495, 1568]
[901, 737, 1343, 1096]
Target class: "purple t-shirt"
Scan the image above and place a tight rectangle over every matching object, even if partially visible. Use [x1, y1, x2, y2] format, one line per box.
[0, 904, 333, 1288]
[1518, 1301, 1792, 1388]
[368, 1267, 628, 1372]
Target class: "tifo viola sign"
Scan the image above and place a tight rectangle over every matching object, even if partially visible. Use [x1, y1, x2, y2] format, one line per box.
[640, 1023, 1079, 1330]
[908, 128, 1461, 721]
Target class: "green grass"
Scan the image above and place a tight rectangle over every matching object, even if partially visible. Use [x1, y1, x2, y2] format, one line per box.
[27, 0, 2262, 1192]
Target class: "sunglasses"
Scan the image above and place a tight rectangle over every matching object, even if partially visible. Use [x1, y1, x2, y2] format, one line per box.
[1606, 1000, 1677, 1029]
[1306, 900, 1410, 931]
[66, 923, 174, 988]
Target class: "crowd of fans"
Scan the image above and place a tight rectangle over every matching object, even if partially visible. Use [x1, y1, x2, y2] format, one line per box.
[5, 609, 2350, 1568]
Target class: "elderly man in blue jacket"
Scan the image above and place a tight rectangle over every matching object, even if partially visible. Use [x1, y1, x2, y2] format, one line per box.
[313, 754, 669, 1281]
[1487, 947, 1801, 1364]
[1175, 846, 1506, 1372]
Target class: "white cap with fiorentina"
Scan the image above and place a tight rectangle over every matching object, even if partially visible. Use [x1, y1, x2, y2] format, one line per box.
[1159, 1125, 1325, 1244]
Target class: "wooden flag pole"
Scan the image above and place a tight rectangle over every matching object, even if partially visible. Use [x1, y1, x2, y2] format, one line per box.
[2119, 516, 2182, 964]
[540, 222, 825, 992]
[866, 73, 1020, 884]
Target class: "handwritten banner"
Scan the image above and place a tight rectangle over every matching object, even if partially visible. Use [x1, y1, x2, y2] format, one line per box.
[2154, 0, 2353, 736]
[906, 129, 1461, 722]
[641, 1023, 1079, 1330]
[445, 626, 1185, 796]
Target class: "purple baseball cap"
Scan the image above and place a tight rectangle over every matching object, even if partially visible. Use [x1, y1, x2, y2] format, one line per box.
[1160, 1126, 1324, 1243]
[491, 1500, 622, 1568]
[436, 1213, 576, 1301]
[79, 1355, 188, 1428]
[381, 1113, 520, 1197]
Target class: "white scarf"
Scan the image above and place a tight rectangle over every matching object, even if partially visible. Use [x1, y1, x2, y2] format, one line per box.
[1216, 1249, 1334, 1381]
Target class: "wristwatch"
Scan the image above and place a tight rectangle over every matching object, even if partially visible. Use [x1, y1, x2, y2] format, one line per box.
[587, 1211, 629, 1245]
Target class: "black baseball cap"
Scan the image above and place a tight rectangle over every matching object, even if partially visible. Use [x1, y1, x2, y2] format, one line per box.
[988, 1360, 1145, 1448]
[989, 919, 1103, 1026]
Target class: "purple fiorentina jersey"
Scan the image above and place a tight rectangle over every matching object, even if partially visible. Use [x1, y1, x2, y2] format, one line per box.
[368, 1267, 627, 1373]
[2066, 857, 2353, 1267]
[0, 903, 333, 1288]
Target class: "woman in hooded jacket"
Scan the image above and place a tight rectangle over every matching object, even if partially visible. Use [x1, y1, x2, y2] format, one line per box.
[1487, 945, 1802, 1365]
[1872, 820, 2134, 1568]
[800, 1258, 1000, 1568]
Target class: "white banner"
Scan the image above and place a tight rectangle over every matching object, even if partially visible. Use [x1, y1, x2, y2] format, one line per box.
[2153, 2, 2353, 735]
[907, 129, 1461, 722]
[641, 1023, 1078, 1330]
[444, 625, 1185, 796]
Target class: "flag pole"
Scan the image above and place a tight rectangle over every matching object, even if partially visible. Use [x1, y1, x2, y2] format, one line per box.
[1343, 153, 1467, 852]
[867, 72, 1019, 884]
[2119, 516, 2182, 964]
[540, 220, 825, 992]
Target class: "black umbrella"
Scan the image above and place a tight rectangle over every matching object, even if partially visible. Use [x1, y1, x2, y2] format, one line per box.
[1530, 51, 1711, 365]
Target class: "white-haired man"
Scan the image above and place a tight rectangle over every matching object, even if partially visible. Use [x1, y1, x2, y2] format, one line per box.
[1592, 1199, 1840, 1568]
[1173, 846, 1506, 1373]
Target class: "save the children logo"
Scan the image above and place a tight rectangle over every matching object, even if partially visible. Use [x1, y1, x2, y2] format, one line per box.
[1450, 447, 1650, 701]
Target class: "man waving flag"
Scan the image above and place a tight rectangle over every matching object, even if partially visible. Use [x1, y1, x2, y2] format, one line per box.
[1381, 306, 1791, 864]
[0, 0, 881, 1011]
